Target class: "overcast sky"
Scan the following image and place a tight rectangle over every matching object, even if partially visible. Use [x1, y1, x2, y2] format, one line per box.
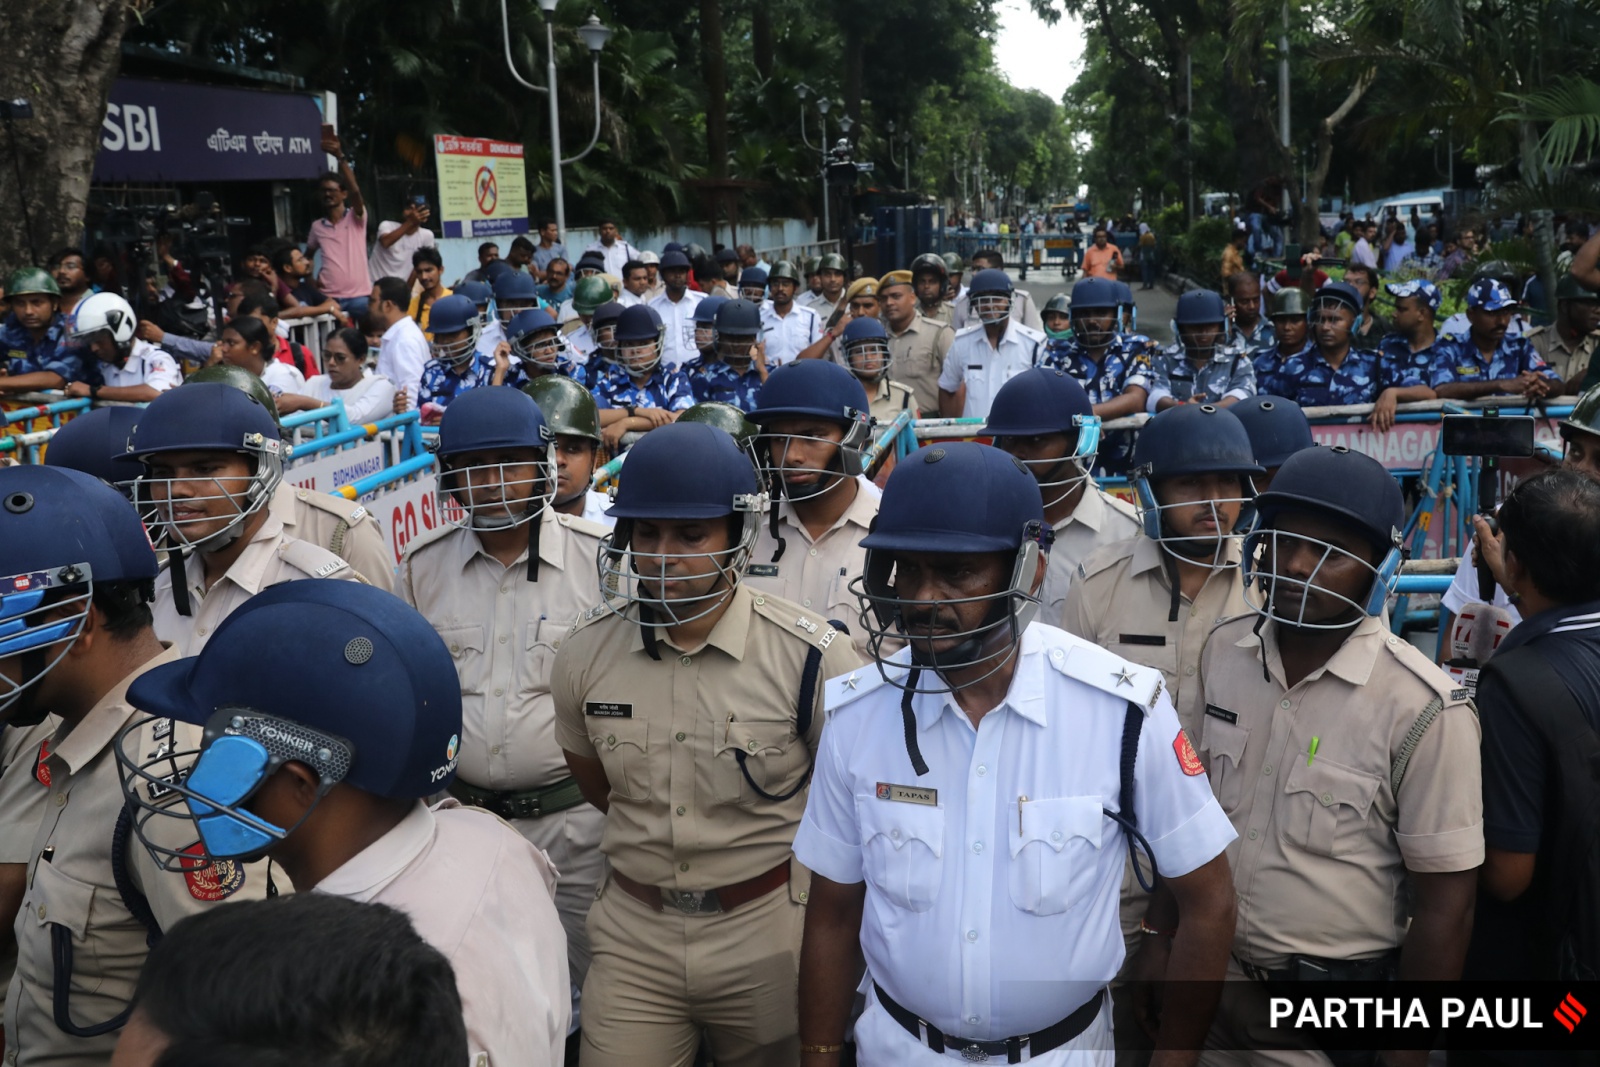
[991, 0, 1086, 102]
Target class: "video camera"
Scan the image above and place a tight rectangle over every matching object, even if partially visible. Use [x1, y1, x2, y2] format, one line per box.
[825, 140, 872, 189]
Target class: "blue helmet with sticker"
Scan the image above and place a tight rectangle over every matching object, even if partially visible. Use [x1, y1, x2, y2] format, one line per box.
[433, 385, 554, 532]
[1243, 445, 1405, 623]
[986, 368, 1101, 511]
[597, 422, 767, 627]
[44, 406, 143, 494]
[1231, 395, 1315, 472]
[0, 465, 159, 721]
[1131, 403, 1261, 552]
[116, 581, 465, 868]
[854, 443, 1051, 692]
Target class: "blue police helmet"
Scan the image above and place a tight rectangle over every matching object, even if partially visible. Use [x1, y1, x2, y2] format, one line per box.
[1314, 281, 1364, 315]
[842, 316, 889, 344]
[1175, 289, 1227, 325]
[1232, 395, 1314, 469]
[694, 295, 730, 326]
[607, 422, 758, 520]
[862, 443, 1044, 554]
[427, 294, 478, 336]
[0, 465, 158, 588]
[492, 270, 540, 303]
[436, 384, 550, 458]
[482, 259, 514, 285]
[1069, 277, 1119, 310]
[1112, 280, 1135, 305]
[986, 367, 1092, 437]
[128, 581, 464, 799]
[1254, 446, 1404, 556]
[659, 250, 692, 270]
[662, 241, 686, 255]
[456, 280, 492, 309]
[968, 268, 1013, 295]
[43, 407, 143, 489]
[1132, 403, 1263, 479]
[127, 383, 281, 460]
[614, 304, 663, 344]
[715, 298, 762, 336]
[507, 307, 559, 341]
[748, 359, 870, 425]
[592, 302, 626, 331]
[738, 267, 768, 290]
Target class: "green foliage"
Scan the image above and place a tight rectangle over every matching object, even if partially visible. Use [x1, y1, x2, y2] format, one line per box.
[1165, 215, 1233, 289]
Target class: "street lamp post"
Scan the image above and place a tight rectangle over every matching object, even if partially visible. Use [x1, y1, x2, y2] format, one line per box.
[795, 84, 833, 240]
[499, 0, 611, 241]
[887, 120, 910, 190]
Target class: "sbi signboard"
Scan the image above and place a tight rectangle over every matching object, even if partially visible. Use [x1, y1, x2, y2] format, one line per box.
[93, 78, 325, 183]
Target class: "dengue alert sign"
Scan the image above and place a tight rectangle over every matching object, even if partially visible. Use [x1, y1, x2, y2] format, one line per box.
[433, 135, 529, 238]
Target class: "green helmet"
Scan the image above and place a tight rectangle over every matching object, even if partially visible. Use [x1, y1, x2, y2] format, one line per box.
[1042, 292, 1072, 341]
[573, 275, 613, 316]
[941, 252, 964, 274]
[1269, 287, 1310, 318]
[910, 253, 948, 280]
[817, 253, 847, 273]
[803, 257, 821, 275]
[6, 267, 60, 299]
[768, 260, 802, 284]
[1557, 273, 1599, 303]
[186, 364, 281, 425]
[1563, 383, 1600, 443]
[677, 401, 757, 449]
[523, 374, 600, 443]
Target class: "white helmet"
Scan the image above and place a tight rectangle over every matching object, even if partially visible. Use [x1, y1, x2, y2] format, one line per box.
[72, 292, 138, 363]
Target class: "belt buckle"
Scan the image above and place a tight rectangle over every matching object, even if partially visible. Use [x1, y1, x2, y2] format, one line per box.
[958, 1045, 989, 1063]
[664, 889, 719, 915]
[511, 796, 543, 820]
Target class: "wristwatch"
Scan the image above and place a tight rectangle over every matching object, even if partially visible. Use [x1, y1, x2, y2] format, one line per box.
[626, 405, 637, 418]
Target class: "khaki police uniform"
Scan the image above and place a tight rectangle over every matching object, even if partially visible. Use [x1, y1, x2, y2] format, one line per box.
[5, 647, 271, 1067]
[0, 720, 58, 993]
[1526, 322, 1600, 385]
[801, 292, 843, 320]
[864, 376, 917, 425]
[151, 513, 363, 656]
[746, 482, 878, 664]
[400, 507, 610, 994]
[551, 585, 860, 1067]
[1038, 485, 1141, 625]
[886, 315, 955, 416]
[271, 481, 395, 592]
[1195, 614, 1483, 1066]
[920, 302, 954, 328]
[1061, 535, 1247, 740]
[318, 798, 571, 1067]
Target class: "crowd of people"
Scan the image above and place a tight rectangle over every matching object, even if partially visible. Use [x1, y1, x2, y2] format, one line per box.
[5, 154, 1600, 1067]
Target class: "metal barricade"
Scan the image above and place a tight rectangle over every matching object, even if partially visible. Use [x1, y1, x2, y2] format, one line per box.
[286, 313, 341, 371]
[753, 241, 841, 268]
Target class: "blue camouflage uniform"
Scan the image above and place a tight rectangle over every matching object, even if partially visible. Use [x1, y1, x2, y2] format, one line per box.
[1428, 335, 1559, 389]
[1235, 318, 1275, 351]
[1251, 340, 1299, 386]
[1377, 333, 1446, 395]
[680, 356, 770, 411]
[590, 361, 696, 412]
[418, 352, 497, 409]
[1259, 343, 1422, 407]
[1146, 343, 1257, 409]
[0, 313, 83, 383]
[1037, 335, 1154, 405]
[503, 358, 591, 392]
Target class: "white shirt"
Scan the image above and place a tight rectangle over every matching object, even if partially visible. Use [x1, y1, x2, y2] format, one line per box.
[759, 302, 822, 365]
[1442, 541, 1521, 625]
[566, 324, 598, 360]
[938, 320, 1047, 419]
[584, 239, 643, 278]
[301, 370, 397, 424]
[617, 290, 646, 308]
[794, 623, 1234, 1046]
[648, 289, 705, 370]
[97, 338, 181, 392]
[1350, 238, 1378, 269]
[368, 222, 436, 283]
[582, 489, 616, 527]
[260, 359, 305, 397]
[377, 315, 430, 403]
[478, 317, 506, 358]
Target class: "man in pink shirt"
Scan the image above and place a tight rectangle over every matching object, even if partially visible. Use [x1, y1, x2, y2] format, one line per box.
[306, 130, 373, 322]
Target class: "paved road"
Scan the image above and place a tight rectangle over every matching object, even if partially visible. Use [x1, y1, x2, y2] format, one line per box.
[1006, 267, 1181, 345]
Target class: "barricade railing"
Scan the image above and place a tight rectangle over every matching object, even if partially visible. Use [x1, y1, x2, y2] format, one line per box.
[754, 240, 841, 269]
[286, 411, 425, 463]
[286, 313, 341, 370]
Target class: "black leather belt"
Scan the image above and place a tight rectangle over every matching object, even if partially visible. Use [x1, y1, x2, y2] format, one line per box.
[1234, 950, 1399, 985]
[874, 982, 1105, 1063]
[449, 776, 586, 821]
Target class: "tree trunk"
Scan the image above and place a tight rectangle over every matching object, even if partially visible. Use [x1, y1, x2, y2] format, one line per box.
[700, 0, 728, 180]
[1297, 67, 1375, 245]
[752, 4, 773, 81]
[0, 0, 131, 273]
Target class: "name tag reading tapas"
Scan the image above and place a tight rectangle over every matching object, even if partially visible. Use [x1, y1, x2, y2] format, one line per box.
[875, 782, 937, 806]
[585, 701, 633, 719]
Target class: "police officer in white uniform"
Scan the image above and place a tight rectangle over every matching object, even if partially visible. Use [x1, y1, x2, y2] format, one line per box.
[937, 270, 1046, 419]
[794, 442, 1238, 1066]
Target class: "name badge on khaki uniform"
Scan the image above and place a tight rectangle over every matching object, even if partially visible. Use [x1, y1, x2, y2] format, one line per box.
[585, 701, 633, 718]
[876, 782, 937, 806]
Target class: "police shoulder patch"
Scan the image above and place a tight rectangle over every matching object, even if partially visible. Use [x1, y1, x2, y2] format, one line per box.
[1053, 636, 1164, 711]
[749, 591, 840, 651]
[278, 537, 350, 579]
[178, 843, 246, 901]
